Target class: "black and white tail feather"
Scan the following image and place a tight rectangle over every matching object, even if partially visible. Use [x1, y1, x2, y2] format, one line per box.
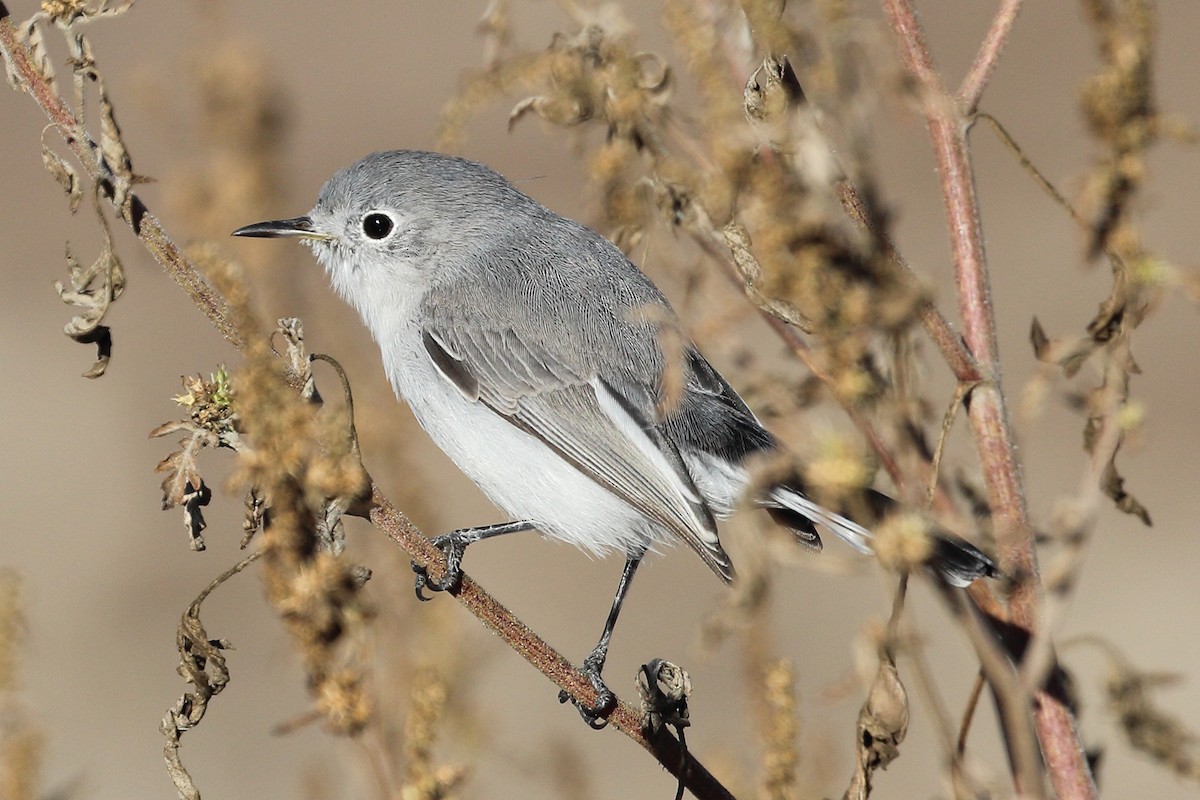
[670, 344, 999, 588]
[765, 483, 1000, 587]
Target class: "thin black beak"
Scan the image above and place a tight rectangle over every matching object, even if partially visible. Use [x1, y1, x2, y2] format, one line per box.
[231, 216, 331, 240]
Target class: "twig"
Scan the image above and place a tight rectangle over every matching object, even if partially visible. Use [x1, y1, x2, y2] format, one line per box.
[880, 1, 1097, 797]
[957, 0, 1024, 115]
[0, 8, 735, 796]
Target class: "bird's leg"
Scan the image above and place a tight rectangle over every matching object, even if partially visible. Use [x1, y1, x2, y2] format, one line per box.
[560, 551, 643, 729]
[413, 520, 535, 600]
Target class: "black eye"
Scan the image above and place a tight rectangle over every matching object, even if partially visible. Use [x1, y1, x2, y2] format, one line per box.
[362, 213, 394, 240]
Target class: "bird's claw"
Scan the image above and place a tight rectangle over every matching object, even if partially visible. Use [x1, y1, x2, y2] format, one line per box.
[559, 653, 615, 729]
[411, 532, 466, 601]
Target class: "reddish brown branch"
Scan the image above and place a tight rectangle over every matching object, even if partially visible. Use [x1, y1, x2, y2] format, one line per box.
[880, 1, 1097, 798]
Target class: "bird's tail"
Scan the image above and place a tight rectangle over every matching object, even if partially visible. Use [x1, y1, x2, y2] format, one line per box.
[766, 484, 1000, 587]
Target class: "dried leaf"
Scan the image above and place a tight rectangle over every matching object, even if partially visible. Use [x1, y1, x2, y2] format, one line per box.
[97, 77, 136, 206]
[845, 657, 909, 800]
[723, 220, 815, 333]
[161, 550, 260, 800]
[21, 15, 55, 87]
[153, 421, 218, 550]
[1030, 316, 1050, 360]
[276, 317, 319, 401]
[1104, 649, 1200, 783]
[181, 480, 212, 551]
[53, 205, 125, 377]
[1100, 461, 1152, 526]
[42, 0, 134, 26]
[1029, 316, 1094, 377]
[41, 137, 82, 212]
[68, 30, 94, 116]
[744, 54, 803, 125]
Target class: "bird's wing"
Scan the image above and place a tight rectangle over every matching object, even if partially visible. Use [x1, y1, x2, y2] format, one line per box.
[421, 319, 732, 581]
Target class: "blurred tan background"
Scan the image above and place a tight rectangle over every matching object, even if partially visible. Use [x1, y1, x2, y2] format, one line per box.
[1, 1, 1198, 798]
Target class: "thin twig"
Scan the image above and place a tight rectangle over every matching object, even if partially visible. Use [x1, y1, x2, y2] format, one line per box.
[880, 2, 1097, 798]
[957, 0, 1024, 115]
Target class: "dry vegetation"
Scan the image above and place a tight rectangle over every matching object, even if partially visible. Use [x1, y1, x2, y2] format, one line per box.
[2, 0, 1198, 798]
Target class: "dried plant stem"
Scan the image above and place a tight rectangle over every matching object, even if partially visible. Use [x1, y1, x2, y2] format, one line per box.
[880, 1, 1096, 798]
[0, 9, 734, 796]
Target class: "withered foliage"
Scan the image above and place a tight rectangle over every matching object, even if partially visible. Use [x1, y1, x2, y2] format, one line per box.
[1022, 0, 1194, 533]
[151, 367, 236, 551]
[845, 654, 908, 800]
[161, 551, 258, 800]
[1106, 662, 1200, 783]
[226, 315, 373, 737]
[9, 1, 138, 376]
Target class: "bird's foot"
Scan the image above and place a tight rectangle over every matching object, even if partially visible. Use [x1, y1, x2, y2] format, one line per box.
[559, 650, 615, 729]
[412, 531, 469, 600]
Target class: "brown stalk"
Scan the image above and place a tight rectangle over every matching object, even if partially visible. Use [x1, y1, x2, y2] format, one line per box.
[879, 1, 1096, 798]
[0, 6, 733, 797]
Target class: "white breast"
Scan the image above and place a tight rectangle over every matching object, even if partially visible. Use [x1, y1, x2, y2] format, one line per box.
[376, 324, 665, 558]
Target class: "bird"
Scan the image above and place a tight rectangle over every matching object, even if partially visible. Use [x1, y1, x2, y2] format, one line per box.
[233, 149, 998, 726]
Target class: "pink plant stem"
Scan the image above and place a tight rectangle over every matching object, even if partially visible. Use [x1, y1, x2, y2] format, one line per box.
[880, 1, 1097, 798]
[958, 0, 1024, 114]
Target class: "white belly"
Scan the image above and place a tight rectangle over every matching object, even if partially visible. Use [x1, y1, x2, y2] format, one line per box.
[379, 331, 663, 557]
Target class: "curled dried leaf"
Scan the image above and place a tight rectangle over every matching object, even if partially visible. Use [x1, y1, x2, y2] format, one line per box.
[845, 657, 909, 800]
[53, 200, 125, 377]
[637, 658, 692, 734]
[723, 220, 815, 333]
[161, 550, 261, 800]
[744, 54, 804, 125]
[16, 15, 55, 88]
[151, 368, 237, 550]
[42, 0, 134, 27]
[40, 133, 81, 212]
[96, 76, 146, 209]
[241, 488, 265, 549]
[1090, 641, 1200, 784]
[152, 422, 216, 549]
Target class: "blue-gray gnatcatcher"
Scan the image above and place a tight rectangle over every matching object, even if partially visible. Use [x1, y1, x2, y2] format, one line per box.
[233, 150, 997, 725]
